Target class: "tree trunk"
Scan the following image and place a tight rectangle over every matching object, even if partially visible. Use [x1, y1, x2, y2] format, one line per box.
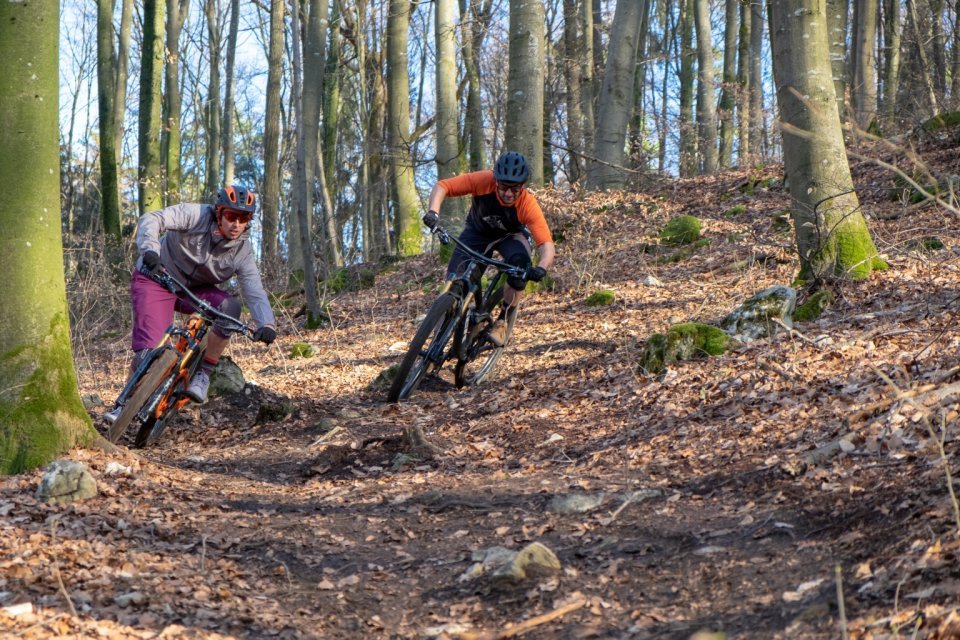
[138, 0, 166, 216]
[736, 0, 751, 167]
[881, 0, 900, 125]
[204, 0, 222, 197]
[261, 0, 285, 261]
[460, 0, 488, 171]
[587, 0, 644, 189]
[0, 0, 96, 474]
[580, 0, 596, 156]
[323, 0, 342, 190]
[852, 0, 878, 130]
[387, 0, 421, 256]
[952, 0, 960, 107]
[291, 0, 322, 324]
[718, 0, 738, 169]
[679, 0, 697, 177]
[748, 0, 764, 162]
[222, 0, 240, 184]
[97, 0, 121, 239]
[436, 0, 464, 232]
[769, 0, 886, 281]
[563, 0, 584, 184]
[162, 0, 189, 205]
[693, 0, 718, 174]
[506, 0, 546, 185]
[826, 0, 849, 120]
[114, 0, 134, 165]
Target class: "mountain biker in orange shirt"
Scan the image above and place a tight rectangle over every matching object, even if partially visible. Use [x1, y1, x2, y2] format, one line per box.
[423, 151, 555, 346]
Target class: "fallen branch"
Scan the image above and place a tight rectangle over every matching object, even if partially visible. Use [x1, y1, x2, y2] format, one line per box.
[464, 599, 587, 639]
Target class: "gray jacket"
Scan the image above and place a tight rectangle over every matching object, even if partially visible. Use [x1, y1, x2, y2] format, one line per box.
[135, 203, 276, 329]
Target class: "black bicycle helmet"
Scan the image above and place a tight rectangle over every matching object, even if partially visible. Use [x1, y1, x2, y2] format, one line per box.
[494, 151, 530, 183]
[215, 185, 257, 214]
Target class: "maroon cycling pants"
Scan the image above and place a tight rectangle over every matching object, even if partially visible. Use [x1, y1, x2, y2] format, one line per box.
[130, 271, 235, 351]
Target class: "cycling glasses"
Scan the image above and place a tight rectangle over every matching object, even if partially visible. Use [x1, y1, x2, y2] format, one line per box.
[496, 181, 525, 196]
[221, 209, 253, 224]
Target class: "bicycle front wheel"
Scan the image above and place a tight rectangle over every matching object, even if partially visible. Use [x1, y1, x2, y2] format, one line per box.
[108, 348, 180, 443]
[454, 291, 516, 388]
[134, 344, 204, 448]
[387, 293, 460, 402]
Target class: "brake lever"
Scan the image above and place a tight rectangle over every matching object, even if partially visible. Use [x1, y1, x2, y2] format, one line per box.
[435, 228, 451, 245]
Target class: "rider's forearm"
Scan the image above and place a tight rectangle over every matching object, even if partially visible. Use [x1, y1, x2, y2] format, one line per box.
[537, 242, 556, 271]
[427, 184, 447, 215]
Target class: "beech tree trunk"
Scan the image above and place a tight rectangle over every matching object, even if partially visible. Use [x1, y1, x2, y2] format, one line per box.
[137, 0, 166, 216]
[506, 0, 546, 185]
[0, 0, 96, 474]
[387, 0, 421, 256]
[770, 0, 886, 281]
[694, 0, 718, 174]
[261, 0, 285, 261]
[97, 0, 121, 239]
[587, 0, 644, 189]
[162, 0, 189, 204]
[435, 0, 464, 232]
[852, 0, 878, 130]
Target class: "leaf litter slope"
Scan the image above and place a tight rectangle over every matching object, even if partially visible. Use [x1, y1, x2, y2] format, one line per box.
[5, 143, 960, 638]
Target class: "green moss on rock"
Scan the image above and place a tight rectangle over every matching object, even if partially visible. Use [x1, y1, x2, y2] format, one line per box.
[586, 289, 616, 306]
[723, 204, 746, 217]
[793, 290, 833, 322]
[659, 215, 701, 245]
[289, 342, 316, 358]
[637, 323, 731, 375]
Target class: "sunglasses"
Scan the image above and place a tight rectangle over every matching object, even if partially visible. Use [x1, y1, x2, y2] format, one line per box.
[221, 209, 253, 224]
[496, 181, 525, 195]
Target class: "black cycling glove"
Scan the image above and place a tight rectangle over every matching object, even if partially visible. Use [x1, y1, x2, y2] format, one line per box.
[142, 250, 162, 274]
[253, 326, 277, 345]
[525, 266, 547, 282]
[423, 210, 439, 229]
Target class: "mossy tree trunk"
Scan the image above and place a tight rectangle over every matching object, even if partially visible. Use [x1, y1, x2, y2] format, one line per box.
[770, 1, 887, 281]
[0, 1, 97, 474]
[387, 0, 422, 256]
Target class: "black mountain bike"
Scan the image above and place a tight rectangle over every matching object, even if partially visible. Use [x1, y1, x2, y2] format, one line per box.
[106, 269, 254, 447]
[387, 224, 532, 402]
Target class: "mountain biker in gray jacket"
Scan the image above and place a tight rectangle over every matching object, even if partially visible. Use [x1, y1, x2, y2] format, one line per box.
[107, 186, 276, 418]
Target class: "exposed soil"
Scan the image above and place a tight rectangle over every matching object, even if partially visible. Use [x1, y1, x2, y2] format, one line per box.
[5, 134, 960, 639]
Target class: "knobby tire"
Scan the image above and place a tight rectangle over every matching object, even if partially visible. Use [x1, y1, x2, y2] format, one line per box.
[107, 349, 180, 443]
[454, 286, 514, 388]
[134, 343, 205, 448]
[387, 293, 459, 402]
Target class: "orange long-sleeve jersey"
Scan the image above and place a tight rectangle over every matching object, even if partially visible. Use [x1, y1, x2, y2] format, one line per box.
[437, 170, 553, 246]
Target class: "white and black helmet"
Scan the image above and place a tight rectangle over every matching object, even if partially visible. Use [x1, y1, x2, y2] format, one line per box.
[494, 151, 530, 183]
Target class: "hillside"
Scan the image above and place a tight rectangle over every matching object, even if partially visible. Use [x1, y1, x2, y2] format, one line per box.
[4, 137, 960, 639]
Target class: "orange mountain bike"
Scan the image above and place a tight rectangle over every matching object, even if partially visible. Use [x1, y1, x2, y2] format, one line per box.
[106, 269, 253, 447]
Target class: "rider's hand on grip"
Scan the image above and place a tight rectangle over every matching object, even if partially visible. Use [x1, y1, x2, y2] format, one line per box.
[253, 326, 277, 345]
[423, 210, 439, 229]
[142, 250, 162, 274]
[525, 266, 547, 282]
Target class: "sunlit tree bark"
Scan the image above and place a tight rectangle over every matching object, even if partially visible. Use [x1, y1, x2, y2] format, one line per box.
[506, 0, 546, 185]
[222, 0, 239, 184]
[204, 0, 222, 197]
[0, 0, 96, 474]
[97, 0, 121, 239]
[770, 0, 886, 281]
[137, 0, 166, 215]
[387, 0, 421, 256]
[693, 0, 718, 174]
[162, 0, 189, 204]
[718, 0, 738, 169]
[261, 0, 285, 260]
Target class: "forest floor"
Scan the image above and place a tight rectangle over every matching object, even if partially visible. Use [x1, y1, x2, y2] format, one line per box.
[6, 133, 960, 639]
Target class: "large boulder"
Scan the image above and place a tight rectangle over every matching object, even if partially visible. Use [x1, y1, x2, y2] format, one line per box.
[721, 285, 796, 342]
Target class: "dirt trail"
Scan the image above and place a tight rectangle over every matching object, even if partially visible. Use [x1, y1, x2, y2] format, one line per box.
[5, 157, 960, 639]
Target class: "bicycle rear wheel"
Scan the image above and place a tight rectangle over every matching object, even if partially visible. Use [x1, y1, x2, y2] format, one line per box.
[387, 293, 459, 402]
[108, 348, 179, 443]
[454, 289, 515, 388]
[134, 345, 204, 448]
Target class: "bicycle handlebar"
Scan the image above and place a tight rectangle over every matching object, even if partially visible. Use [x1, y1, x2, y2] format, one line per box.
[431, 225, 529, 279]
[144, 268, 255, 339]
